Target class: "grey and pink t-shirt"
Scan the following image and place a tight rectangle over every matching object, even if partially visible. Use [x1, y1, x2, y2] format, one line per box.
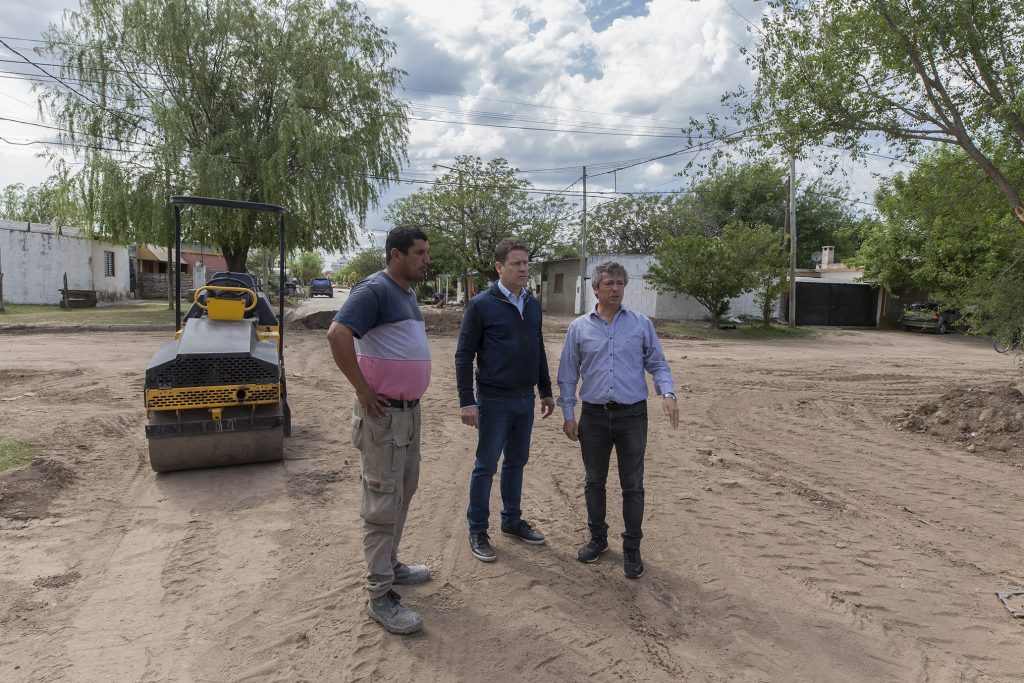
[333, 271, 431, 400]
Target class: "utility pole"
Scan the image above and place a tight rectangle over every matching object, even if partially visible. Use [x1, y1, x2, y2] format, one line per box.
[577, 165, 587, 314]
[788, 156, 797, 328]
[434, 162, 470, 296]
[0, 241, 5, 311]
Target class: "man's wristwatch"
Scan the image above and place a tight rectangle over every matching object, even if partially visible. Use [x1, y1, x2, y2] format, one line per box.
[663, 392, 676, 401]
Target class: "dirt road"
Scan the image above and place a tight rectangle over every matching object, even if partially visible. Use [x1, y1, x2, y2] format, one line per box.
[1, 323, 1021, 681]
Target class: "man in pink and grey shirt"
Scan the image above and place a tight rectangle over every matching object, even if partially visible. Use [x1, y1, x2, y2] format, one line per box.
[327, 226, 431, 635]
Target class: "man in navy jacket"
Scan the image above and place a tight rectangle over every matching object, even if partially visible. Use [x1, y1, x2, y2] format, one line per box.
[455, 238, 555, 562]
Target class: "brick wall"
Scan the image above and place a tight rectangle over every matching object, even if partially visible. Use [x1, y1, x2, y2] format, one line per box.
[140, 272, 193, 299]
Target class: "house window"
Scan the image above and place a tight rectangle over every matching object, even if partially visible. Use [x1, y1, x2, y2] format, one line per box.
[554, 273, 564, 294]
[104, 251, 115, 277]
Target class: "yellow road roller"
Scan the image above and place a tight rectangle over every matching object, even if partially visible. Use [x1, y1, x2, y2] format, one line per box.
[143, 195, 291, 472]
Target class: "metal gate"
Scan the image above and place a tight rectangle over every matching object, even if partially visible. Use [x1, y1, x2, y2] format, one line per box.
[795, 282, 877, 326]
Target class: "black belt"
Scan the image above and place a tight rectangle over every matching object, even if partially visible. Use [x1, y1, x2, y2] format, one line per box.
[384, 397, 420, 409]
[582, 400, 646, 410]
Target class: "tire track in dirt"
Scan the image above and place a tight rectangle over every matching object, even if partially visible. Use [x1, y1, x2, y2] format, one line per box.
[3, 328, 1022, 682]
[685, 343, 1023, 680]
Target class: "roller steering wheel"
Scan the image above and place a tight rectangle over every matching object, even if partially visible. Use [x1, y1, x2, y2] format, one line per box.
[202, 276, 257, 309]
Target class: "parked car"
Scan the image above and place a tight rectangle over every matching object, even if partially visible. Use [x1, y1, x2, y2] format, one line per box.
[900, 301, 958, 334]
[309, 277, 334, 298]
[268, 278, 300, 297]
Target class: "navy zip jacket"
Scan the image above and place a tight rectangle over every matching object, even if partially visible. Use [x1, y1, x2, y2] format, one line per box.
[455, 282, 553, 408]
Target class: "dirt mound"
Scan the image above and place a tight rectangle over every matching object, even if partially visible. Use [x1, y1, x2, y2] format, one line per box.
[894, 382, 1024, 465]
[289, 305, 465, 335]
[287, 310, 336, 329]
[0, 457, 76, 520]
[421, 306, 465, 335]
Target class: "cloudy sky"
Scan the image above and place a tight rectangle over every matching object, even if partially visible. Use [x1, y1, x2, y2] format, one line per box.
[0, 0, 891, 255]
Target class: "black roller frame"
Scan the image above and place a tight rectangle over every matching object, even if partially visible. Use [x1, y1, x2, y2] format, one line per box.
[169, 195, 291, 436]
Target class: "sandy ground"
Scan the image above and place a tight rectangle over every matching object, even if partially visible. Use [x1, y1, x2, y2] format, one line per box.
[1, 321, 1022, 682]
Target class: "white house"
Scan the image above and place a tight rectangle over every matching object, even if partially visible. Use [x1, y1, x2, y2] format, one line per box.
[0, 220, 131, 304]
[541, 253, 781, 321]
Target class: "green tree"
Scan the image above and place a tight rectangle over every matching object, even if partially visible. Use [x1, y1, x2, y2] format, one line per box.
[647, 221, 766, 329]
[288, 251, 325, 284]
[688, 160, 787, 234]
[386, 156, 566, 286]
[745, 224, 789, 327]
[685, 161, 866, 266]
[584, 195, 692, 254]
[546, 241, 579, 260]
[341, 247, 385, 284]
[0, 170, 81, 226]
[38, 0, 408, 271]
[732, 0, 1024, 221]
[852, 144, 1024, 341]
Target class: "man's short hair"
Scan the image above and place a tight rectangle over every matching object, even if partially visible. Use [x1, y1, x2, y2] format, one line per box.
[385, 226, 428, 264]
[591, 261, 629, 288]
[494, 238, 529, 264]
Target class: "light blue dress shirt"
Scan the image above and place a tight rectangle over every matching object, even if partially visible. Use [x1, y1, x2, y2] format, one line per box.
[495, 279, 527, 315]
[556, 305, 675, 421]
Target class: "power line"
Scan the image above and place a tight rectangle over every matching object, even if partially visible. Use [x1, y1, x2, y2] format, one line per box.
[0, 38, 157, 145]
[402, 87, 693, 128]
[1, 66, 694, 140]
[2, 64, 686, 135]
[408, 115, 688, 138]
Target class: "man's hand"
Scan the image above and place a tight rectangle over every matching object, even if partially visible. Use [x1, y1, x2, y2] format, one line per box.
[461, 406, 479, 428]
[663, 395, 679, 429]
[540, 397, 555, 419]
[357, 387, 389, 419]
[562, 419, 578, 441]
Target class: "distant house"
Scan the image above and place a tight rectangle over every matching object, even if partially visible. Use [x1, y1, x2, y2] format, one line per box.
[135, 243, 228, 299]
[539, 254, 780, 321]
[787, 246, 879, 327]
[0, 220, 130, 305]
[136, 244, 228, 276]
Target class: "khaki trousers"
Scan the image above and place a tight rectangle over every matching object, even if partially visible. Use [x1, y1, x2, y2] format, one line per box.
[351, 401, 421, 599]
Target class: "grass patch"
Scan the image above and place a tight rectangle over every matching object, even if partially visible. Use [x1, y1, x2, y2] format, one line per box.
[655, 320, 824, 341]
[0, 302, 178, 326]
[0, 440, 34, 474]
[0, 297, 304, 327]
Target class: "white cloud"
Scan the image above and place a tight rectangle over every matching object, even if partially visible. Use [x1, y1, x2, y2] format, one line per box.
[0, 0, 886, 235]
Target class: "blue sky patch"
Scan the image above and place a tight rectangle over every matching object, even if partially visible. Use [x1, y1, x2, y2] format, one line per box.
[584, 0, 650, 32]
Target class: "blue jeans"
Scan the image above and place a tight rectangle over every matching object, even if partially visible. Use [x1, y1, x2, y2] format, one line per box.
[577, 401, 647, 551]
[467, 393, 535, 534]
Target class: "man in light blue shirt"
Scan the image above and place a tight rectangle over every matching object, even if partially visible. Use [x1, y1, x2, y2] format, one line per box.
[557, 261, 678, 578]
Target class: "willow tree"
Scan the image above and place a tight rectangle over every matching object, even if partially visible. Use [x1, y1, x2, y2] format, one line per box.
[0, 168, 81, 226]
[38, 0, 408, 270]
[731, 0, 1024, 222]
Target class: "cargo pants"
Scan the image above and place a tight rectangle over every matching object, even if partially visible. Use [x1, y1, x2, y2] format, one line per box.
[351, 400, 421, 599]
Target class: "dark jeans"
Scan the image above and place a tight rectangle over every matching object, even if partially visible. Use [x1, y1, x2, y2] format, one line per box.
[578, 401, 647, 551]
[467, 393, 535, 534]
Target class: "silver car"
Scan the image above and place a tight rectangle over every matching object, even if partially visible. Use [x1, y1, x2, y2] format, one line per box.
[900, 301, 957, 334]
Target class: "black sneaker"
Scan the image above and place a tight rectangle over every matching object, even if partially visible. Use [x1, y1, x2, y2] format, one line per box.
[623, 549, 645, 579]
[577, 538, 609, 563]
[469, 532, 496, 562]
[500, 519, 546, 545]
